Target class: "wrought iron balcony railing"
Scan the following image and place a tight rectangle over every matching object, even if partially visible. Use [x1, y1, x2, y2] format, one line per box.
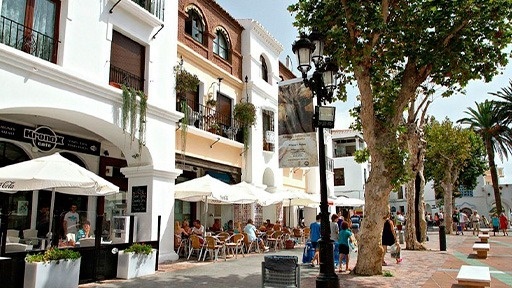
[177, 98, 243, 144]
[109, 65, 144, 91]
[0, 15, 57, 62]
[132, 0, 165, 21]
[326, 156, 334, 172]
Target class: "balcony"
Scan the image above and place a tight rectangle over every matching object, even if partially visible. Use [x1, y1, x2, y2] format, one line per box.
[177, 98, 243, 144]
[0, 16, 57, 63]
[109, 65, 144, 91]
[131, 0, 165, 21]
[326, 156, 334, 172]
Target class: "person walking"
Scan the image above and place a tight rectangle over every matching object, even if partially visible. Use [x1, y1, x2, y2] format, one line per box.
[330, 214, 340, 268]
[499, 212, 509, 236]
[382, 211, 398, 266]
[452, 210, 460, 235]
[470, 210, 481, 236]
[309, 214, 321, 267]
[492, 214, 499, 236]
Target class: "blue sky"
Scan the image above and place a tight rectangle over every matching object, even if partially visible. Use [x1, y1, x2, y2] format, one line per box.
[216, 0, 512, 182]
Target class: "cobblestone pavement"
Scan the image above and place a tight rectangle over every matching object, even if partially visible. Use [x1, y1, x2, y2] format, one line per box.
[79, 229, 512, 288]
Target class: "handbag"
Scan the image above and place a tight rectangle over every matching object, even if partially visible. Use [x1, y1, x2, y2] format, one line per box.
[390, 243, 400, 258]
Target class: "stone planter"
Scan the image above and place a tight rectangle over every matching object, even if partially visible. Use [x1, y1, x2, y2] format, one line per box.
[117, 249, 157, 279]
[24, 258, 81, 288]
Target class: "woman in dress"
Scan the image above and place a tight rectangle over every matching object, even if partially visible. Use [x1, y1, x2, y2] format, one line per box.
[381, 212, 398, 266]
[499, 212, 509, 236]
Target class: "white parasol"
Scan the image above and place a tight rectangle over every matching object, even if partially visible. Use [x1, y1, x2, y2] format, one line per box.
[333, 195, 365, 207]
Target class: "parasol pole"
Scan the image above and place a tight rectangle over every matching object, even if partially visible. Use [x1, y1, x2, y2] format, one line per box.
[48, 188, 56, 243]
[289, 198, 292, 227]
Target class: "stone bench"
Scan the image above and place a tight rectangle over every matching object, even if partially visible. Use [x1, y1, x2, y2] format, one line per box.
[479, 228, 491, 235]
[478, 234, 490, 243]
[472, 243, 490, 259]
[456, 265, 491, 287]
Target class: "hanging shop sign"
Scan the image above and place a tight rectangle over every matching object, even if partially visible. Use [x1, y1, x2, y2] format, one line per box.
[0, 119, 101, 156]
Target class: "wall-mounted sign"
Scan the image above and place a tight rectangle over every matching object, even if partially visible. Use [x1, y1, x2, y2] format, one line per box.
[131, 185, 147, 213]
[0, 119, 100, 156]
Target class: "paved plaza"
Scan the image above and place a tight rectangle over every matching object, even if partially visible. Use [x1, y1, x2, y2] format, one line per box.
[79, 230, 512, 288]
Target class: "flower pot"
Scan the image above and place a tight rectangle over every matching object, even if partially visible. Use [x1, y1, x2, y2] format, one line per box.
[117, 249, 157, 279]
[109, 81, 121, 89]
[24, 258, 81, 288]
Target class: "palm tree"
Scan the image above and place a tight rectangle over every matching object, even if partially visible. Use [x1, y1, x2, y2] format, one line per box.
[458, 100, 512, 214]
[491, 80, 512, 125]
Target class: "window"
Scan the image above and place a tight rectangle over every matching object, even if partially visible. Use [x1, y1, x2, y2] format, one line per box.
[185, 9, 204, 44]
[262, 110, 275, 151]
[216, 93, 232, 128]
[398, 186, 404, 199]
[333, 139, 357, 157]
[213, 30, 228, 60]
[110, 31, 145, 90]
[260, 55, 269, 82]
[459, 186, 474, 197]
[1, 0, 60, 62]
[334, 168, 345, 186]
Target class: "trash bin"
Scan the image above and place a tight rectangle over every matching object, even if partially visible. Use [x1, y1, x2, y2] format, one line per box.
[262, 255, 300, 287]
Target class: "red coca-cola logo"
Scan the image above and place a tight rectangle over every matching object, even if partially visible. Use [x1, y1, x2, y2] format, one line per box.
[0, 181, 15, 189]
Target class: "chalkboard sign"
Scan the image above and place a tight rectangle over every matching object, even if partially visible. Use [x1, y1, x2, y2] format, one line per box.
[131, 186, 147, 213]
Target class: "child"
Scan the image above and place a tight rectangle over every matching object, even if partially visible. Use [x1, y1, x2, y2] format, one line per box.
[391, 243, 402, 263]
[337, 221, 352, 272]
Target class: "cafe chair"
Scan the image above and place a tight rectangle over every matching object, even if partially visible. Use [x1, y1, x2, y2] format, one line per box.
[187, 234, 204, 261]
[266, 231, 284, 251]
[202, 236, 224, 262]
[225, 233, 245, 259]
[242, 232, 260, 253]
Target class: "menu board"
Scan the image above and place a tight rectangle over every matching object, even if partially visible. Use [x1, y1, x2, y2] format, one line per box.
[131, 186, 147, 213]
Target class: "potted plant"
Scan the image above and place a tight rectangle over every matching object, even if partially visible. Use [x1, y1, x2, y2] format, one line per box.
[234, 101, 257, 152]
[174, 63, 200, 153]
[24, 248, 81, 288]
[117, 243, 157, 279]
[208, 123, 221, 135]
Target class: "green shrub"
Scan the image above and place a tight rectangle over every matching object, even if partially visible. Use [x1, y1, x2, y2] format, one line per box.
[25, 248, 80, 263]
[383, 270, 394, 277]
[124, 243, 153, 255]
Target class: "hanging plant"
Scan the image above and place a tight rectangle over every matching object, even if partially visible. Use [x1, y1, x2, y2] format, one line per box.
[173, 63, 199, 153]
[121, 85, 148, 153]
[234, 101, 256, 153]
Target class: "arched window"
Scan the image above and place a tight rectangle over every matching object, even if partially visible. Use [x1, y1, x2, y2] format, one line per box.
[213, 30, 229, 60]
[260, 55, 269, 83]
[185, 9, 204, 44]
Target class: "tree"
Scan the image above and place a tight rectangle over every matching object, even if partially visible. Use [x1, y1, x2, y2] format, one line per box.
[424, 119, 473, 234]
[492, 80, 512, 125]
[289, 0, 512, 275]
[458, 100, 512, 214]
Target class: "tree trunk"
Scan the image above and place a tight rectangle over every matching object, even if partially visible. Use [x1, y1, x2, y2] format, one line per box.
[405, 173, 426, 250]
[353, 161, 392, 276]
[441, 165, 454, 234]
[486, 141, 503, 214]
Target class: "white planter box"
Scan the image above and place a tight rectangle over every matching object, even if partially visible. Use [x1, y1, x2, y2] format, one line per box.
[117, 249, 157, 279]
[24, 258, 81, 288]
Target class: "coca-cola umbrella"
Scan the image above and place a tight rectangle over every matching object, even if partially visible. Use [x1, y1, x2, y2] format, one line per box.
[0, 152, 119, 246]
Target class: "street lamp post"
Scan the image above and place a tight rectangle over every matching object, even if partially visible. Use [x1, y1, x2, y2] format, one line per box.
[293, 31, 339, 288]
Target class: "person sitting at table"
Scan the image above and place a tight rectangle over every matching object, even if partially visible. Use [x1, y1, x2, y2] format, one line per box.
[182, 220, 192, 237]
[76, 220, 92, 241]
[211, 219, 223, 232]
[243, 219, 269, 252]
[175, 220, 188, 238]
[191, 220, 205, 236]
[273, 220, 282, 231]
[264, 219, 274, 231]
[223, 220, 234, 233]
[234, 221, 242, 234]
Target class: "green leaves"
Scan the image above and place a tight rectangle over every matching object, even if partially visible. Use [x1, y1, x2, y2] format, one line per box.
[124, 243, 153, 255]
[25, 248, 80, 263]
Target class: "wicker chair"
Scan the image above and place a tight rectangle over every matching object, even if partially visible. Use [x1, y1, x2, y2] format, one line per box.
[225, 233, 245, 258]
[202, 236, 224, 261]
[187, 234, 204, 261]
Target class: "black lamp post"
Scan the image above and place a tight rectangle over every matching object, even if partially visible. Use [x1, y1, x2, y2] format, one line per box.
[292, 31, 339, 288]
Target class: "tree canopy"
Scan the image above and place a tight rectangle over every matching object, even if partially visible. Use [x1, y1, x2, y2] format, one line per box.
[289, 0, 512, 275]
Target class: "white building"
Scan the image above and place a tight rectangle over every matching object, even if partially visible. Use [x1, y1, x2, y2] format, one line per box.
[331, 129, 369, 200]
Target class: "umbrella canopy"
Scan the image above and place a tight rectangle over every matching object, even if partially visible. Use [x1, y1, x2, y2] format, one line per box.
[0, 152, 119, 195]
[275, 189, 319, 207]
[231, 182, 282, 206]
[334, 195, 365, 207]
[174, 175, 257, 204]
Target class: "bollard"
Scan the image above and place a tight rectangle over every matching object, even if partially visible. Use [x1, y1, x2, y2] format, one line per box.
[439, 225, 446, 251]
